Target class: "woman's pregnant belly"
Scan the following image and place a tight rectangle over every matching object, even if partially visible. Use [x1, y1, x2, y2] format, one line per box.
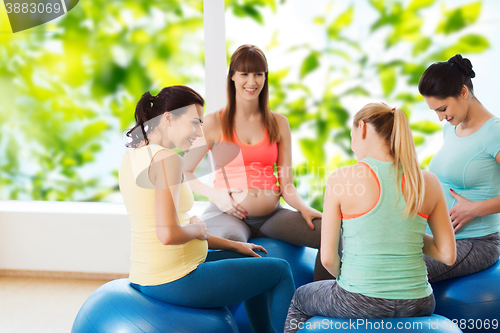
[442, 182, 498, 208]
[230, 188, 281, 216]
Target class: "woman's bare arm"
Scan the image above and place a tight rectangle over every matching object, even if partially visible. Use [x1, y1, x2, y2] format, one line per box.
[320, 170, 343, 277]
[422, 171, 457, 266]
[151, 150, 208, 245]
[183, 112, 217, 199]
[275, 112, 322, 229]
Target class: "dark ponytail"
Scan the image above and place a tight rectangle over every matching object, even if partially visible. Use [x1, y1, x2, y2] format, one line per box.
[127, 91, 156, 148]
[126, 86, 205, 148]
[418, 54, 475, 99]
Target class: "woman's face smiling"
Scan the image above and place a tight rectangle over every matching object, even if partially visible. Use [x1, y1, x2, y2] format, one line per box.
[423, 86, 470, 126]
[231, 71, 266, 102]
[168, 104, 203, 152]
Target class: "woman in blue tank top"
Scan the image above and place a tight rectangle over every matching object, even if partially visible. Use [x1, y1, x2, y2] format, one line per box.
[284, 103, 456, 332]
[418, 54, 500, 282]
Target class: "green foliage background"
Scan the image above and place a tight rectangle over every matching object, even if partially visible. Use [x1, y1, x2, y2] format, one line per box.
[0, 0, 490, 208]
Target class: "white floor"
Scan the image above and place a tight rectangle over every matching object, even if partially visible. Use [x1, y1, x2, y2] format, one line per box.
[0, 277, 108, 333]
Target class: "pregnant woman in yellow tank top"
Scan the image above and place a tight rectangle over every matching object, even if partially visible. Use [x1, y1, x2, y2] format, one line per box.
[119, 85, 294, 332]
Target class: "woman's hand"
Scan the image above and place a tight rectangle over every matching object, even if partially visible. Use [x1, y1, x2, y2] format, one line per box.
[300, 205, 323, 230]
[209, 188, 247, 219]
[449, 189, 479, 233]
[189, 216, 210, 240]
[231, 241, 268, 257]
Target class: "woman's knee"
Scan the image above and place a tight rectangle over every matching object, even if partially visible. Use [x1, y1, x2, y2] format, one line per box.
[267, 258, 293, 281]
[275, 257, 292, 271]
[204, 216, 251, 241]
[312, 218, 322, 230]
[289, 284, 311, 309]
[220, 227, 250, 242]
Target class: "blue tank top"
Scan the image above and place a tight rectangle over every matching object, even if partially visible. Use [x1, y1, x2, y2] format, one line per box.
[337, 158, 432, 299]
[428, 117, 500, 239]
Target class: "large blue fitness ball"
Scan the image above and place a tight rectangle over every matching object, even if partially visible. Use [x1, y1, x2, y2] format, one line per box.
[298, 314, 463, 332]
[431, 259, 500, 333]
[71, 278, 238, 333]
[228, 238, 318, 333]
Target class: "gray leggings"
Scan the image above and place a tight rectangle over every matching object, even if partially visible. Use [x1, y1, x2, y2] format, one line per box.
[285, 280, 435, 333]
[202, 203, 336, 281]
[424, 232, 500, 283]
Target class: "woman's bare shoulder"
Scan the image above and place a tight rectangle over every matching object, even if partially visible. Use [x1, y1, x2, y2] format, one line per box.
[328, 164, 360, 182]
[422, 170, 440, 189]
[203, 110, 223, 142]
[422, 170, 442, 198]
[271, 111, 289, 126]
[203, 110, 222, 127]
[152, 149, 182, 169]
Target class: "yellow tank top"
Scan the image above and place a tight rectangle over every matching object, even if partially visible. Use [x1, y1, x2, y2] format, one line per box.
[119, 144, 208, 286]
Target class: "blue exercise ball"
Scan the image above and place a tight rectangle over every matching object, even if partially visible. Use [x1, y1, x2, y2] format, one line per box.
[431, 259, 500, 333]
[228, 238, 318, 333]
[71, 278, 238, 333]
[298, 314, 463, 332]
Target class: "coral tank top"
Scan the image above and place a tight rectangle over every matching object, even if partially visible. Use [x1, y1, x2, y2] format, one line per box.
[212, 111, 279, 191]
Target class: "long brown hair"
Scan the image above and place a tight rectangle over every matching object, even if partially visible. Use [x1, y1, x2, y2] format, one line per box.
[223, 44, 279, 144]
[126, 86, 204, 148]
[353, 103, 424, 216]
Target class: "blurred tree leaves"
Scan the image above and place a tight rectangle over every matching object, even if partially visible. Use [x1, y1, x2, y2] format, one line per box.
[436, 2, 482, 34]
[226, 0, 277, 24]
[230, 3, 265, 24]
[0, 0, 283, 201]
[380, 67, 397, 96]
[431, 34, 489, 60]
[410, 120, 442, 134]
[300, 51, 321, 78]
[327, 5, 354, 38]
[0, 0, 207, 201]
[266, 0, 489, 210]
[0, 0, 491, 207]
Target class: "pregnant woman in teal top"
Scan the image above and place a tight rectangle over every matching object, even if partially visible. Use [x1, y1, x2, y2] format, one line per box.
[418, 54, 500, 282]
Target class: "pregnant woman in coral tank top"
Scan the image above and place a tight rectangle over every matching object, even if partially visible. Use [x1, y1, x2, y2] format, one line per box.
[184, 45, 334, 280]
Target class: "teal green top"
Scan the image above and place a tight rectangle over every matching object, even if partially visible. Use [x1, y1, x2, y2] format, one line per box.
[428, 118, 500, 240]
[337, 157, 432, 300]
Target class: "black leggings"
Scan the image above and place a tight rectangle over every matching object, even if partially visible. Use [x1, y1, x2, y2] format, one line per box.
[424, 232, 500, 283]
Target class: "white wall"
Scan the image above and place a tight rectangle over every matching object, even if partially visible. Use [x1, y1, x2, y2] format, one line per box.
[203, 0, 227, 114]
[0, 201, 208, 274]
